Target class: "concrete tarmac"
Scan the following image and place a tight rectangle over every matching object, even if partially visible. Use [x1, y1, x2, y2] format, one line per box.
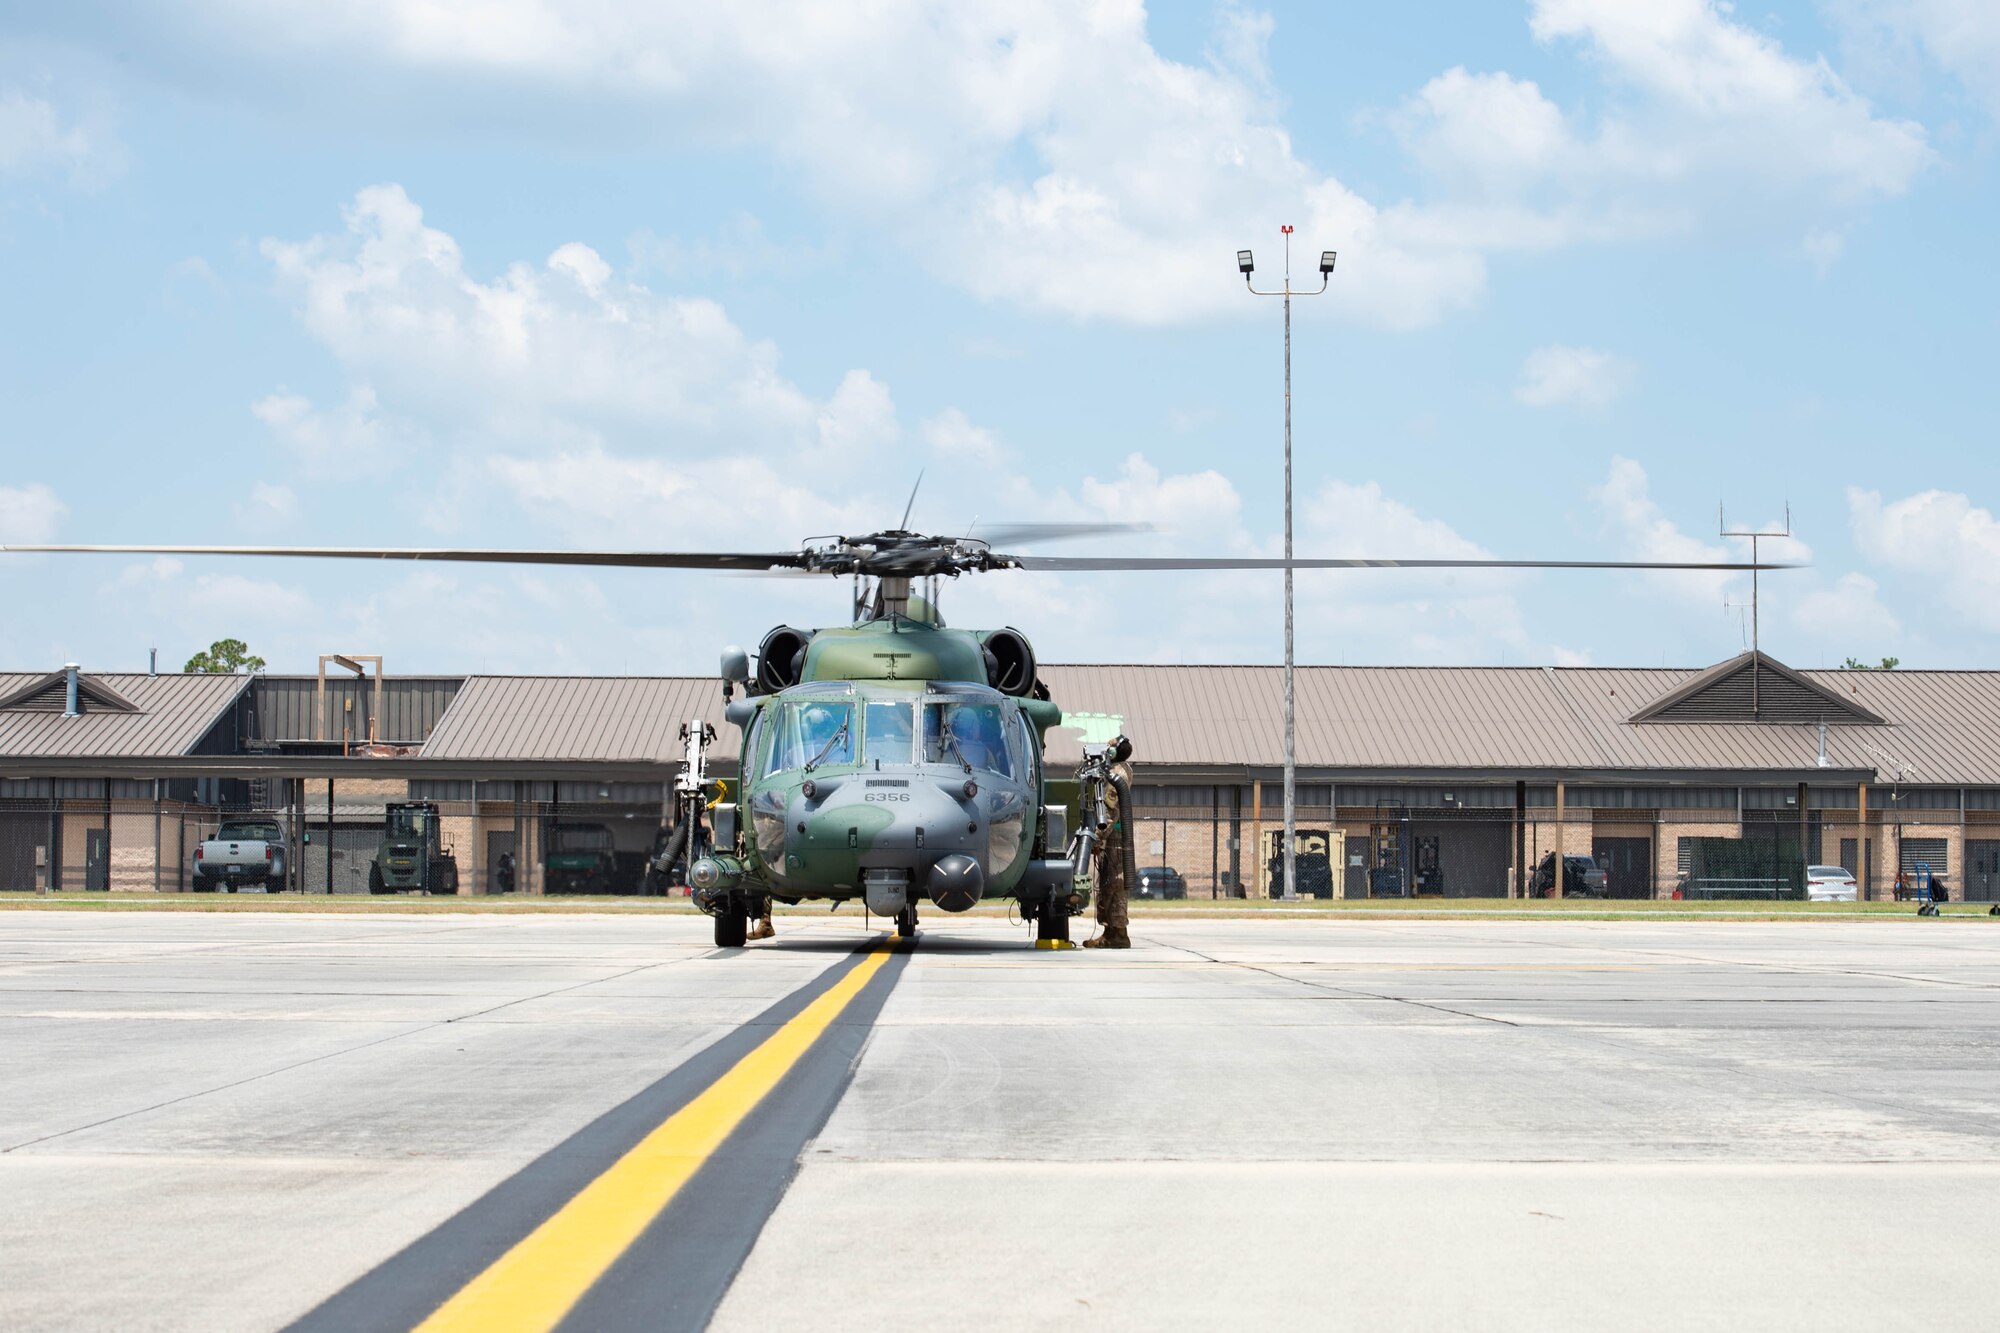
[3, 911, 1999, 1330]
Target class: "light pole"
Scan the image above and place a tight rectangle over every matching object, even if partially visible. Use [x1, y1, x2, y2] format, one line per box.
[1239, 229, 1335, 901]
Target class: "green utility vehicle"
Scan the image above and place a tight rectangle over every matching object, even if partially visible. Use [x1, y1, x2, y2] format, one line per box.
[546, 822, 619, 894]
[367, 801, 460, 895]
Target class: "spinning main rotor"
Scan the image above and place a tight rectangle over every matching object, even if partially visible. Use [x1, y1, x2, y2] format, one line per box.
[3, 526, 1790, 579]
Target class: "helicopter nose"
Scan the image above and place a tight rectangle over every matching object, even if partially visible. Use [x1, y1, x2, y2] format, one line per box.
[926, 853, 983, 912]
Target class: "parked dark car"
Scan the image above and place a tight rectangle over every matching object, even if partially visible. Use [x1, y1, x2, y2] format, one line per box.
[1530, 852, 1609, 897]
[1134, 866, 1187, 900]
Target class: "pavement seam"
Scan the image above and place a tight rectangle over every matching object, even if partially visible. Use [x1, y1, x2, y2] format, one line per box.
[0, 953, 703, 1154]
[1136, 932, 1522, 1027]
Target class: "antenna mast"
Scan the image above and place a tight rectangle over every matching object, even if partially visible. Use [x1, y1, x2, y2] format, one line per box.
[1720, 502, 1791, 718]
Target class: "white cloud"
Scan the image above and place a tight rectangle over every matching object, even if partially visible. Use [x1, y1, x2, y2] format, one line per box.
[922, 408, 1007, 469]
[1590, 456, 1736, 606]
[1801, 227, 1846, 275]
[66, 5, 1500, 329]
[104, 558, 314, 639]
[231, 482, 298, 530]
[263, 185, 819, 437]
[1829, 0, 2000, 116]
[55, 2, 1936, 326]
[1790, 571, 1901, 643]
[1515, 344, 1635, 409]
[1525, 0, 1931, 199]
[1392, 0, 1932, 250]
[0, 483, 67, 543]
[1850, 486, 2000, 633]
[251, 384, 419, 473]
[1292, 478, 1535, 662]
[816, 370, 898, 459]
[234, 186, 1871, 670]
[0, 91, 96, 178]
[626, 212, 823, 280]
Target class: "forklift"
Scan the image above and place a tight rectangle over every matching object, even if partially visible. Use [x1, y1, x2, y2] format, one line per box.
[367, 801, 460, 895]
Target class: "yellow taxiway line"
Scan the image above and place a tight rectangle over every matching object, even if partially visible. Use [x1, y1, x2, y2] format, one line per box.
[415, 941, 894, 1333]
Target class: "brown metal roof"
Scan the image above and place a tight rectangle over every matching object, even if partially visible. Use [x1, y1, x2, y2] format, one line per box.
[419, 676, 721, 763]
[1034, 663, 2000, 784]
[25, 660, 1982, 783]
[0, 672, 250, 760]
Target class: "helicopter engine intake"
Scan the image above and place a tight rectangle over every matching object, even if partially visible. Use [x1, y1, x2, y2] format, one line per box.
[978, 628, 1038, 697]
[755, 626, 815, 693]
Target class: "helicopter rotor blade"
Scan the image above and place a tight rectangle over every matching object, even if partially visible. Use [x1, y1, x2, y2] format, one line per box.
[1008, 555, 1800, 572]
[0, 544, 810, 571]
[968, 521, 1152, 547]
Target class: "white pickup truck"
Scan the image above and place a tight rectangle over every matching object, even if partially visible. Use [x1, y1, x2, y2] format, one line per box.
[193, 819, 289, 892]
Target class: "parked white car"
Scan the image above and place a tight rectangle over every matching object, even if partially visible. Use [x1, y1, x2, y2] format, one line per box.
[1805, 864, 1859, 902]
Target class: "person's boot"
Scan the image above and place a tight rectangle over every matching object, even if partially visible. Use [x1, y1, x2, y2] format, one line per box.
[748, 918, 776, 940]
[1083, 925, 1130, 949]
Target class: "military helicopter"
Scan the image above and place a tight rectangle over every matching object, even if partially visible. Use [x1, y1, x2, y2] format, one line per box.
[5, 522, 1784, 947]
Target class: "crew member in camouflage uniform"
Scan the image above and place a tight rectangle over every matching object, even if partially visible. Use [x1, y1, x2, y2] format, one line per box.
[749, 895, 776, 940]
[1084, 739, 1134, 949]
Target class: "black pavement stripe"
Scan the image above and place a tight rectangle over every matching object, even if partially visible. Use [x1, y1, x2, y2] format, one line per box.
[555, 941, 914, 1332]
[285, 941, 884, 1333]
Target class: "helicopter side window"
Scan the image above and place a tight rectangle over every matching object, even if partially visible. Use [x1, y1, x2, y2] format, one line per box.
[743, 709, 768, 781]
[769, 701, 854, 773]
[864, 701, 916, 764]
[1004, 707, 1033, 777]
[924, 702, 1013, 777]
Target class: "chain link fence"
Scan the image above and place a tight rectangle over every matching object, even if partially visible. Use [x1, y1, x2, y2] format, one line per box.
[3, 780, 1988, 903]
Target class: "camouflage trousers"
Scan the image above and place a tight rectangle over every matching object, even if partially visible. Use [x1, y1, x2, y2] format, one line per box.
[1088, 825, 1129, 947]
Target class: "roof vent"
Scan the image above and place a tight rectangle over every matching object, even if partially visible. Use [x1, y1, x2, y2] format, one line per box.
[0, 667, 142, 715]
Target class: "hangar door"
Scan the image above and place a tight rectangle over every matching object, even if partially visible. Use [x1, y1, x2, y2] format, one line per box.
[0, 810, 47, 891]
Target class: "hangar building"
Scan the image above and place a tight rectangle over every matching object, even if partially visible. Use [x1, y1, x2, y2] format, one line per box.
[3, 651, 1995, 901]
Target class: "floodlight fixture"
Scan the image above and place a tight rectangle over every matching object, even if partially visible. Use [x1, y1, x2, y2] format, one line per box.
[1237, 249, 1255, 275]
[1319, 250, 1337, 275]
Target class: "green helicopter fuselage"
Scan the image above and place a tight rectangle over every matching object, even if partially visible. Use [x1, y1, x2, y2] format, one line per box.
[726, 618, 1064, 914]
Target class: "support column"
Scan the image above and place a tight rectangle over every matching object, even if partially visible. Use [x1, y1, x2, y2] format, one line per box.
[325, 778, 335, 894]
[1514, 780, 1527, 900]
[1857, 783, 1870, 899]
[1553, 780, 1566, 899]
[1798, 781, 1810, 898]
[1250, 777, 1264, 898]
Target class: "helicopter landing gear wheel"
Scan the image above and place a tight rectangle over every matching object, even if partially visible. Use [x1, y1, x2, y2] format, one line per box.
[714, 897, 748, 948]
[895, 905, 917, 939]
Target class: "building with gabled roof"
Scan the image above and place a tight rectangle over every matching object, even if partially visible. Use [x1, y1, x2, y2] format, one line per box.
[2, 653, 1994, 901]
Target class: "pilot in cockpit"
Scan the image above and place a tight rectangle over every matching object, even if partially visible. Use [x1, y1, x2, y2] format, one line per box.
[942, 705, 1001, 772]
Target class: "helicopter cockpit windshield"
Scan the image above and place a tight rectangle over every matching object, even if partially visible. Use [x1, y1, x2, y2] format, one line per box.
[924, 701, 1020, 778]
[863, 701, 916, 763]
[767, 699, 854, 774]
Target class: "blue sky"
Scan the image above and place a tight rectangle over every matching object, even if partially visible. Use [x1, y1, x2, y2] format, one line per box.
[1, 1, 1996, 675]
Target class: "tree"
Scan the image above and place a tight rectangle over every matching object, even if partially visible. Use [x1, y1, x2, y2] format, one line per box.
[185, 639, 267, 674]
[1840, 656, 1900, 671]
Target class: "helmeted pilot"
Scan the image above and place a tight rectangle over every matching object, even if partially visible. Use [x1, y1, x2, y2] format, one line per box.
[800, 704, 850, 765]
[946, 705, 998, 771]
